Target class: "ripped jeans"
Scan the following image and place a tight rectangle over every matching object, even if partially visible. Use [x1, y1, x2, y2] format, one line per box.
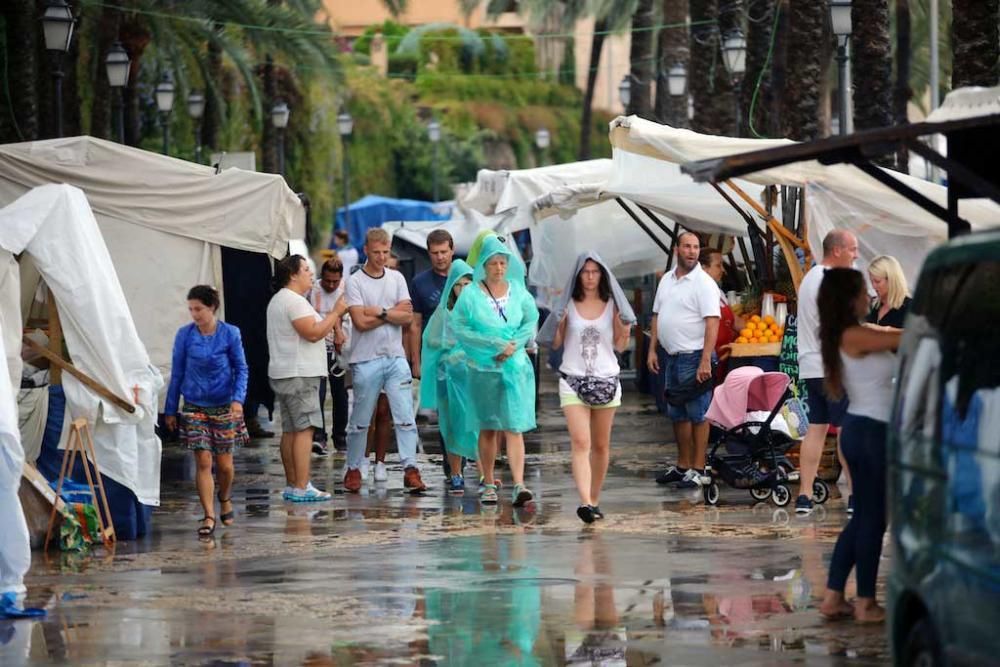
[346, 356, 419, 471]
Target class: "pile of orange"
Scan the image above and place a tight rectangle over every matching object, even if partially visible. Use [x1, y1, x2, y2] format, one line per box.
[735, 315, 784, 344]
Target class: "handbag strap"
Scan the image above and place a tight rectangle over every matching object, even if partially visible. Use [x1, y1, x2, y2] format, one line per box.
[481, 280, 508, 322]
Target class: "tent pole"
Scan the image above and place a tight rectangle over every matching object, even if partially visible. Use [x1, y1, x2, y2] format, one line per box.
[634, 204, 679, 242]
[614, 198, 672, 256]
[47, 289, 62, 386]
[23, 337, 137, 414]
[719, 181, 808, 290]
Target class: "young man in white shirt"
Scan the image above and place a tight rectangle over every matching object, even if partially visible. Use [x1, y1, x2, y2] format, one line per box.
[794, 230, 858, 514]
[343, 228, 426, 493]
[309, 257, 350, 455]
[647, 231, 721, 489]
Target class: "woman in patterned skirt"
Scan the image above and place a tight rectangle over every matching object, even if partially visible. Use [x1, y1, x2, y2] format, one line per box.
[165, 285, 249, 536]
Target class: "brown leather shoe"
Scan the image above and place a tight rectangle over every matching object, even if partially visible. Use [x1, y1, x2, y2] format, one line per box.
[343, 468, 362, 493]
[403, 467, 426, 493]
[247, 418, 275, 439]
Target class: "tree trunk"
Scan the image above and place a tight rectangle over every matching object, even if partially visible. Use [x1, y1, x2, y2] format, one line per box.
[952, 0, 999, 88]
[202, 24, 224, 152]
[627, 0, 655, 119]
[852, 0, 894, 165]
[743, 0, 777, 137]
[894, 0, 911, 172]
[120, 17, 150, 147]
[0, 1, 40, 142]
[782, 0, 825, 141]
[578, 18, 607, 160]
[88, 7, 119, 140]
[690, 0, 729, 135]
[655, 0, 689, 127]
[261, 0, 282, 174]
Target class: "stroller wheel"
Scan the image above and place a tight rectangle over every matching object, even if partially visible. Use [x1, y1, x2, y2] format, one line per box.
[703, 482, 720, 506]
[750, 487, 771, 502]
[813, 479, 830, 505]
[771, 484, 791, 507]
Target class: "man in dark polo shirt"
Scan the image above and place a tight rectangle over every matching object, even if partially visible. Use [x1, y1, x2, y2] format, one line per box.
[409, 229, 455, 373]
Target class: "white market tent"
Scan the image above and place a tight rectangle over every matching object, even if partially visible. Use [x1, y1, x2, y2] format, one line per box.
[608, 115, 1000, 287]
[0, 136, 305, 398]
[1, 184, 161, 510]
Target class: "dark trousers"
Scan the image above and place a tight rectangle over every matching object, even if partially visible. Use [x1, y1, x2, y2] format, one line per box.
[316, 349, 348, 444]
[826, 414, 888, 598]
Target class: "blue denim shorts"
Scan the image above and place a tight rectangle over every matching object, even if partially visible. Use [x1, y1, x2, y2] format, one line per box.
[664, 351, 713, 424]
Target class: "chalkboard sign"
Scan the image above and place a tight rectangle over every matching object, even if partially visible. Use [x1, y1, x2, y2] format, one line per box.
[778, 314, 810, 410]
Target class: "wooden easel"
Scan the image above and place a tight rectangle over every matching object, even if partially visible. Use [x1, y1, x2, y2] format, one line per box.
[44, 418, 116, 550]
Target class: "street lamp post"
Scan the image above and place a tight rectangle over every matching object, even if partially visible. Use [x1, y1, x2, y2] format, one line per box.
[666, 63, 688, 126]
[337, 110, 353, 230]
[187, 91, 206, 163]
[271, 101, 290, 176]
[534, 127, 550, 166]
[830, 0, 853, 135]
[721, 29, 747, 137]
[104, 41, 129, 144]
[618, 74, 631, 114]
[428, 120, 441, 202]
[154, 73, 175, 155]
[41, 0, 75, 138]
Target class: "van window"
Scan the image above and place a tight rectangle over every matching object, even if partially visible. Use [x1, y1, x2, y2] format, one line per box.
[937, 260, 1000, 548]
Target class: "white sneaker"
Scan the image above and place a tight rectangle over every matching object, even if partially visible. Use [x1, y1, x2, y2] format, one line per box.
[373, 461, 388, 482]
[679, 468, 705, 488]
[360, 459, 371, 479]
[282, 486, 293, 500]
[290, 482, 331, 503]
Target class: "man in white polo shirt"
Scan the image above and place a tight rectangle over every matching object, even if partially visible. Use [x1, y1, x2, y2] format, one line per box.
[794, 229, 858, 514]
[647, 231, 721, 489]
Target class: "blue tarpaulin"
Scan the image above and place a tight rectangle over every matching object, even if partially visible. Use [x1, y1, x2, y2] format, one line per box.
[332, 195, 451, 250]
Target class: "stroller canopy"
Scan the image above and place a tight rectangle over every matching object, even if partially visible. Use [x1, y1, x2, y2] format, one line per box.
[706, 367, 791, 429]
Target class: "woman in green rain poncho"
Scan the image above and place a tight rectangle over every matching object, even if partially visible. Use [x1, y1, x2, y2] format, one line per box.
[419, 259, 478, 495]
[451, 235, 539, 506]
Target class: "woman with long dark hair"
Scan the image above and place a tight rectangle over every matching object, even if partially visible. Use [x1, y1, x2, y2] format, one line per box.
[816, 268, 901, 623]
[538, 253, 635, 523]
[165, 285, 249, 536]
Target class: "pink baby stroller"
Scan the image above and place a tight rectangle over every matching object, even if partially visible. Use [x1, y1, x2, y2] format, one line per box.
[702, 367, 830, 507]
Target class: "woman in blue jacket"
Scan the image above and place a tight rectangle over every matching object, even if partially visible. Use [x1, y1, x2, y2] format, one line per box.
[165, 285, 249, 536]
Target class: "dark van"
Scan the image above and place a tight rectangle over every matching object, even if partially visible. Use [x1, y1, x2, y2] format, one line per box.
[888, 230, 1000, 665]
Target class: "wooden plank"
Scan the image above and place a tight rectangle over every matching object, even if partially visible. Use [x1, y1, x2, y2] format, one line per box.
[47, 288, 62, 385]
[730, 342, 781, 357]
[22, 337, 136, 414]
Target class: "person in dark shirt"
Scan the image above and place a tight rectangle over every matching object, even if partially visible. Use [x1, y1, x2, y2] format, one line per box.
[409, 229, 455, 375]
[866, 255, 911, 329]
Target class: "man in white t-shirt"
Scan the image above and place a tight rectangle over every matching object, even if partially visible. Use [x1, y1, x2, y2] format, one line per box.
[647, 231, 721, 489]
[309, 257, 351, 455]
[794, 229, 858, 514]
[343, 228, 426, 493]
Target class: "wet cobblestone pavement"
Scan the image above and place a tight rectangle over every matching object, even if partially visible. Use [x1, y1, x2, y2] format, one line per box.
[6, 376, 890, 665]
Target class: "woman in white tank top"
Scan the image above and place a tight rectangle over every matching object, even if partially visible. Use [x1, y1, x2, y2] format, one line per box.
[550, 258, 633, 524]
[816, 268, 902, 624]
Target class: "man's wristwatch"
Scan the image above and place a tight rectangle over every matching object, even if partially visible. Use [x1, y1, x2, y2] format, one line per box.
[377, 307, 388, 321]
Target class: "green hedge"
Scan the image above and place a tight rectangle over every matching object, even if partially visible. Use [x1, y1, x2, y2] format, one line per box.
[415, 74, 582, 107]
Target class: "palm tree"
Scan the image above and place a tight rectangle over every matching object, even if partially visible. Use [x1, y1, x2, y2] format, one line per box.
[655, 0, 689, 127]
[781, 0, 825, 141]
[690, 0, 736, 136]
[627, 0, 656, 118]
[851, 0, 893, 133]
[0, 1, 41, 142]
[894, 0, 912, 171]
[951, 0, 999, 88]
[742, 0, 778, 137]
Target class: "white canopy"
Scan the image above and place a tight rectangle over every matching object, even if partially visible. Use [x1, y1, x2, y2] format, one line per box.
[0, 185, 162, 506]
[609, 115, 1000, 285]
[0, 136, 306, 397]
[464, 161, 676, 305]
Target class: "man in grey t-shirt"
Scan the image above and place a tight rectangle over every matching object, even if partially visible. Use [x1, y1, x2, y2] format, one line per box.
[343, 228, 426, 493]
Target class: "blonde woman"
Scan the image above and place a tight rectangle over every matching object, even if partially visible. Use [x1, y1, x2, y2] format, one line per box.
[866, 255, 911, 329]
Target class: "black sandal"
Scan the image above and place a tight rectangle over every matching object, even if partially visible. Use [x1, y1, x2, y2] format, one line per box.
[198, 516, 216, 536]
[218, 494, 235, 526]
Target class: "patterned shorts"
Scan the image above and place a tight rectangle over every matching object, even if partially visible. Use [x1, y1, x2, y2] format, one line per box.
[180, 404, 249, 455]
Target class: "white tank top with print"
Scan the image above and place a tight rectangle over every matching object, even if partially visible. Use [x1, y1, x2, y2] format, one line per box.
[559, 300, 620, 379]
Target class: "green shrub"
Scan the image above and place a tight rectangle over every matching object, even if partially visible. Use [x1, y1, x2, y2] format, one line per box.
[353, 20, 410, 56]
[388, 53, 419, 80]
